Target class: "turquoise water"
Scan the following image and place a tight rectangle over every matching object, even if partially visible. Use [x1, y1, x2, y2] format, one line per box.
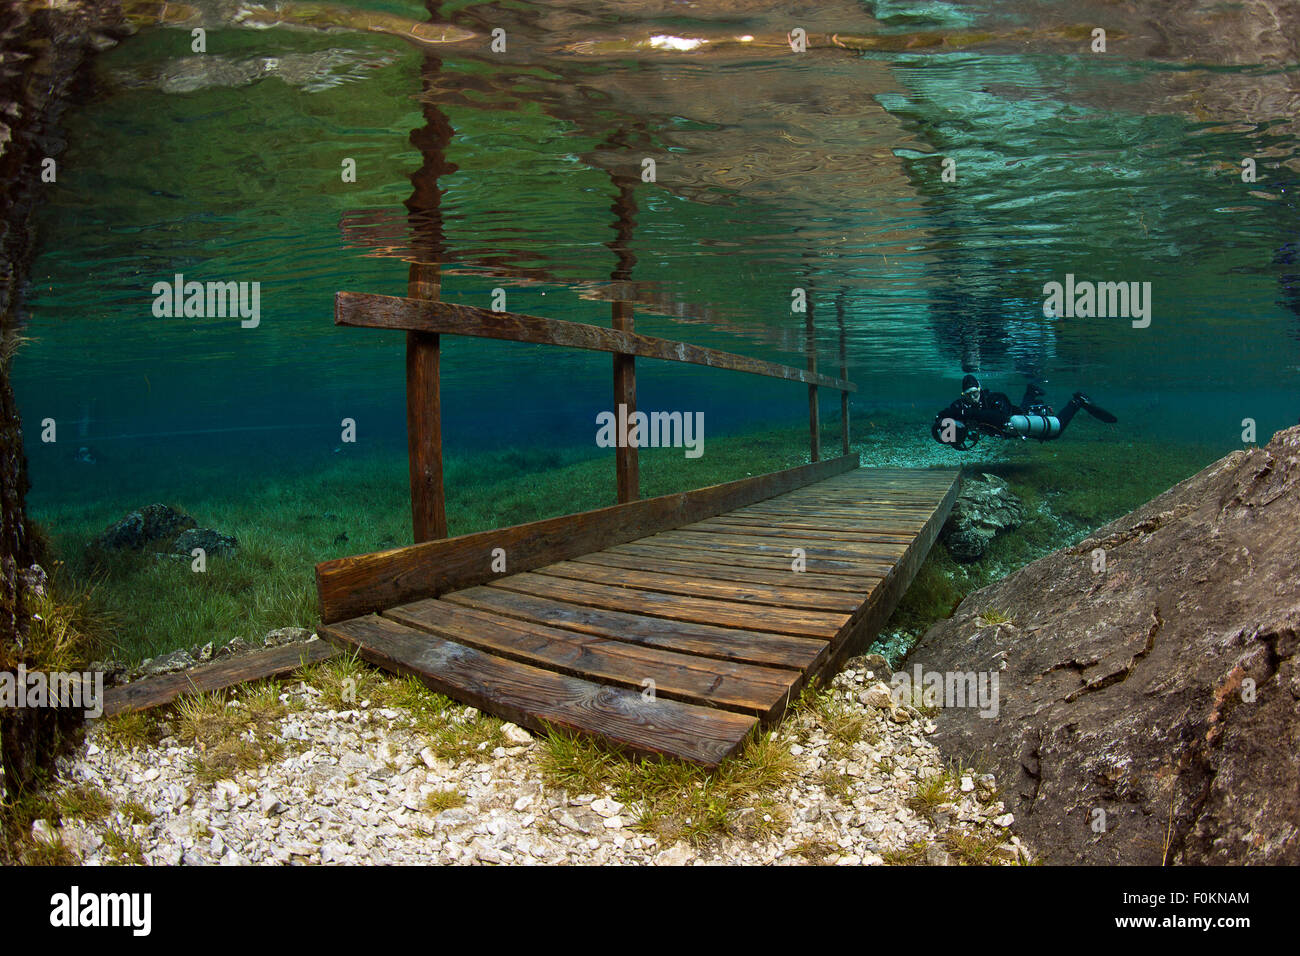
[14, 0, 1300, 517]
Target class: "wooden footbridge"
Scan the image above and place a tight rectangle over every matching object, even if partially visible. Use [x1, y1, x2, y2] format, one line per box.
[309, 265, 960, 766]
[101, 267, 960, 764]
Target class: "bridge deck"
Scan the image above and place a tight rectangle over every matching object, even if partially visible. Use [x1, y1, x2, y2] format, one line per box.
[319, 466, 960, 767]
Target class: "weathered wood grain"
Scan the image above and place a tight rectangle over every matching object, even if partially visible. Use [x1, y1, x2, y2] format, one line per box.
[384, 599, 799, 719]
[336, 292, 856, 392]
[486, 572, 848, 639]
[535, 560, 864, 612]
[100, 641, 338, 718]
[440, 585, 827, 670]
[604, 539, 893, 576]
[319, 614, 757, 766]
[572, 548, 881, 594]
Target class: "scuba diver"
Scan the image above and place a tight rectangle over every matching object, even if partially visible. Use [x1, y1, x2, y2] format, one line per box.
[931, 375, 1117, 450]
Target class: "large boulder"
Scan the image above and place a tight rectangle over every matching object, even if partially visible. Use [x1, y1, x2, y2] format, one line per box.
[941, 473, 1024, 561]
[908, 426, 1300, 864]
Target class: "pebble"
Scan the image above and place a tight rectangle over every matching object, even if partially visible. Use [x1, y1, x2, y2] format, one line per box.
[41, 653, 1022, 866]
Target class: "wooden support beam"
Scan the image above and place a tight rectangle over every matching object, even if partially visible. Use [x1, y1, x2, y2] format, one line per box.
[336, 292, 856, 393]
[406, 262, 448, 541]
[806, 305, 820, 462]
[316, 454, 860, 623]
[612, 299, 638, 503]
[837, 292, 851, 456]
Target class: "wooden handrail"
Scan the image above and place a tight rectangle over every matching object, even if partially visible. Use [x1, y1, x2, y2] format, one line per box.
[337, 292, 857, 393]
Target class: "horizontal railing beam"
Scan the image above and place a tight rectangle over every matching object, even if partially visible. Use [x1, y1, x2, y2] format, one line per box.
[337, 292, 856, 393]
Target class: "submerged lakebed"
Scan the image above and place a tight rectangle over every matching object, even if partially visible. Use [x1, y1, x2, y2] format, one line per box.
[10, 0, 1298, 668]
[27, 410, 1221, 667]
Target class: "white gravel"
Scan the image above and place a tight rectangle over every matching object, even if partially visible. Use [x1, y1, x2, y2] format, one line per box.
[37, 654, 1028, 866]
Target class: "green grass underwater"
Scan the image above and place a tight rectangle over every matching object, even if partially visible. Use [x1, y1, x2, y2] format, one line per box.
[29, 412, 1225, 667]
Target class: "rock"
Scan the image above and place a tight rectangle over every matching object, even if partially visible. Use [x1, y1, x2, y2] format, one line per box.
[501, 722, 532, 746]
[94, 503, 195, 552]
[941, 473, 1024, 562]
[139, 649, 196, 676]
[861, 653, 891, 677]
[18, 564, 47, 600]
[911, 426, 1300, 864]
[260, 795, 284, 817]
[264, 627, 312, 647]
[217, 638, 251, 658]
[925, 845, 952, 866]
[31, 818, 57, 845]
[173, 528, 238, 557]
[655, 843, 696, 866]
[860, 682, 894, 710]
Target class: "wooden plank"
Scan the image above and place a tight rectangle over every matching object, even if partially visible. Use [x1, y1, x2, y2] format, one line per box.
[336, 292, 856, 393]
[814, 469, 963, 679]
[384, 599, 798, 719]
[645, 529, 911, 562]
[701, 512, 929, 534]
[606, 540, 893, 576]
[486, 572, 848, 639]
[100, 641, 339, 718]
[572, 548, 882, 593]
[685, 518, 917, 544]
[535, 560, 864, 612]
[316, 454, 859, 623]
[319, 614, 756, 766]
[441, 585, 826, 670]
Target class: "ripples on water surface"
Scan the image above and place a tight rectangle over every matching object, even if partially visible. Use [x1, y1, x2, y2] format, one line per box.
[15, 0, 1300, 509]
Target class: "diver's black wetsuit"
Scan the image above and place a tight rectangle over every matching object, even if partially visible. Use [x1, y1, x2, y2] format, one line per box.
[931, 384, 1086, 448]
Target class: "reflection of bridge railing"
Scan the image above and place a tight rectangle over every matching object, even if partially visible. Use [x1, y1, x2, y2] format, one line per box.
[336, 267, 856, 543]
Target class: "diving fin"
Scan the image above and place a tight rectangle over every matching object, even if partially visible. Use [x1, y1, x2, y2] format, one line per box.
[1074, 392, 1118, 423]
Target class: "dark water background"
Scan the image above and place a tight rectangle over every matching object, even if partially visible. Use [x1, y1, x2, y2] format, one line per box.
[13, 0, 1300, 517]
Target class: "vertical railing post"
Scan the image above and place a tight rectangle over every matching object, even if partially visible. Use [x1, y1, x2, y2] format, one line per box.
[837, 291, 850, 456]
[613, 299, 638, 502]
[806, 301, 820, 462]
[407, 262, 448, 541]
[404, 2, 452, 542]
[608, 156, 639, 502]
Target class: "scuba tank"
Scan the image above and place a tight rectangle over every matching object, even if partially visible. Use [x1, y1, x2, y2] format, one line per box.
[1005, 413, 1062, 440]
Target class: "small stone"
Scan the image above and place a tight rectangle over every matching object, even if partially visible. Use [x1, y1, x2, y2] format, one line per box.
[500, 723, 532, 746]
[31, 819, 57, 845]
[861, 682, 894, 710]
[994, 813, 1014, 827]
[260, 795, 284, 817]
[265, 626, 312, 647]
[960, 776, 975, 793]
[926, 846, 952, 866]
[141, 649, 195, 676]
[655, 843, 696, 866]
